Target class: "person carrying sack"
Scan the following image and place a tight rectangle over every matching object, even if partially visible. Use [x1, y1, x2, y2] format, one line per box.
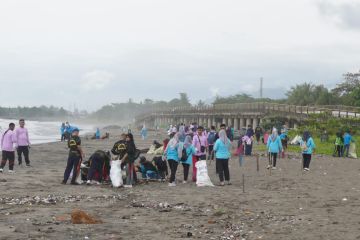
[191, 126, 208, 182]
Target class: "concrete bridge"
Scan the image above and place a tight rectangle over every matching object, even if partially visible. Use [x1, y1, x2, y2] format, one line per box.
[135, 102, 360, 130]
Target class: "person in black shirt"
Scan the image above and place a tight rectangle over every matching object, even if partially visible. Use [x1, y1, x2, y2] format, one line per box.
[124, 133, 137, 187]
[62, 128, 84, 185]
[255, 126, 262, 144]
[86, 150, 111, 184]
[111, 133, 127, 168]
[138, 156, 158, 179]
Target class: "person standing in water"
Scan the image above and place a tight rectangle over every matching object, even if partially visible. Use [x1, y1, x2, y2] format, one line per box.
[62, 128, 84, 185]
[95, 128, 101, 140]
[15, 119, 31, 167]
[60, 123, 66, 141]
[0, 123, 17, 173]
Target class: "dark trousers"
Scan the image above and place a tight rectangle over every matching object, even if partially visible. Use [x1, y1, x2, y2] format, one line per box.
[207, 145, 214, 160]
[61, 134, 66, 141]
[168, 159, 178, 183]
[303, 154, 312, 169]
[336, 145, 343, 157]
[343, 144, 350, 157]
[17, 146, 30, 165]
[269, 153, 277, 167]
[182, 163, 190, 181]
[63, 154, 81, 183]
[87, 156, 104, 181]
[1, 151, 15, 170]
[126, 163, 136, 185]
[245, 144, 252, 156]
[216, 158, 230, 182]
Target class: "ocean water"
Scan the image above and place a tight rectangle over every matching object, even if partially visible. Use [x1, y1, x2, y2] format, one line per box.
[0, 119, 94, 145]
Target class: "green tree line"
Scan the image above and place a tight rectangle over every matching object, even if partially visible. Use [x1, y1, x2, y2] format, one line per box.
[0, 106, 70, 119]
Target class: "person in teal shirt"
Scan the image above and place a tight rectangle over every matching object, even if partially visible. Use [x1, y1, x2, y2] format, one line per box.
[165, 133, 181, 186]
[266, 128, 283, 170]
[214, 130, 232, 186]
[179, 135, 196, 183]
[300, 131, 316, 171]
[95, 128, 100, 139]
[343, 130, 355, 157]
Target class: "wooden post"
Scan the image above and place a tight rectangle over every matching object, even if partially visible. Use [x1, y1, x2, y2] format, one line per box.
[269, 153, 272, 176]
[242, 174, 245, 193]
[256, 154, 259, 172]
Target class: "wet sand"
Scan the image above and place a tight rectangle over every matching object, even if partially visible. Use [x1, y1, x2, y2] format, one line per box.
[1, 130, 360, 240]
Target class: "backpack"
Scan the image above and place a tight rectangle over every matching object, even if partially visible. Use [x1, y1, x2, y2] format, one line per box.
[180, 147, 188, 162]
[207, 132, 216, 145]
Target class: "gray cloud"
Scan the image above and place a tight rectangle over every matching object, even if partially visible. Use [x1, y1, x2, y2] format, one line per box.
[317, 1, 360, 30]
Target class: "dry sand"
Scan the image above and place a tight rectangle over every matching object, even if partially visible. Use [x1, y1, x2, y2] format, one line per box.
[1, 130, 360, 240]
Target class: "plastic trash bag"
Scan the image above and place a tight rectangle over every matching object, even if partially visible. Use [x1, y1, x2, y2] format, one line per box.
[290, 135, 302, 145]
[69, 167, 83, 184]
[349, 143, 357, 159]
[195, 160, 214, 187]
[110, 160, 123, 187]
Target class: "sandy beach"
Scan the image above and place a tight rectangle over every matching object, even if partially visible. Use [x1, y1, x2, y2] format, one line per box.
[1, 130, 360, 240]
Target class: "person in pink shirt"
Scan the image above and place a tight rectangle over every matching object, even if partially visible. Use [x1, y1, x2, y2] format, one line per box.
[0, 123, 16, 173]
[263, 130, 270, 145]
[191, 126, 208, 182]
[15, 119, 31, 166]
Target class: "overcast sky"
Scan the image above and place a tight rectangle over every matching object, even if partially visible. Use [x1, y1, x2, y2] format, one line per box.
[0, 0, 359, 111]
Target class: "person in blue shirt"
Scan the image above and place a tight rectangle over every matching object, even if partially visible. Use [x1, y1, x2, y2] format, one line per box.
[343, 130, 354, 158]
[64, 122, 71, 141]
[279, 130, 288, 158]
[179, 135, 196, 183]
[60, 123, 66, 141]
[140, 125, 148, 140]
[267, 128, 283, 170]
[214, 129, 232, 186]
[95, 128, 100, 140]
[165, 133, 181, 186]
[178, 124, 186, 142]
[300, 131, 316, 171]
[138, 156, 158, 180]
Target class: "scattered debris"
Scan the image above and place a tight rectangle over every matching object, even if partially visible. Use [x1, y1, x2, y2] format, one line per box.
[0, 194, 128, 206]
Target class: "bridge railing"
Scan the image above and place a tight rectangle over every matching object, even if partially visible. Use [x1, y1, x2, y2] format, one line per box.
[135, 102, 360, 121]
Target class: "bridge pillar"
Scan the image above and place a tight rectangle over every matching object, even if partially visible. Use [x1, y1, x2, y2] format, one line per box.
[253, 118, 258, 129]
[239, 118, 245, 129]
[234, 118, 239, 130]
[222, 117, 227, 125]
[227, 118, 233, 127]
[200, 117, 204, 127]
[246, 118, 252, 128]
[207, 118, 212, 128]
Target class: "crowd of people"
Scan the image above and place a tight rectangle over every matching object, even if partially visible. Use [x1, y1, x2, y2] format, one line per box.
[3, 119, 352, 188]
[57, 121, 321, 188]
